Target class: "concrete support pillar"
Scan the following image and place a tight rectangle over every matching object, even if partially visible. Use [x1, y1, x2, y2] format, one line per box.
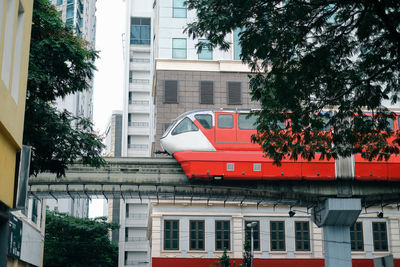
[312, 198, 361, 267]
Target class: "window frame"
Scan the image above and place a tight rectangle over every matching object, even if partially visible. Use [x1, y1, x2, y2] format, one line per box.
[164, 80, 178, 104]
[215, 220, 231, 251]
[270, 221, 286, 251]
[189, 220, 205, 251]
[350, 222, 364, 251]
[227, 81, 242, 105]
[172, 0, 187, 18]
[238, 114, 258, 130]
[295, 221, 311, 251]
[130, 17, 151, 45]
[372, 222, 388, 251]
[172, 38, 187, 59]
[198, 39, 213, 60]
[164, 220, 179, 250]
[199, 80, 214, 104]
[245, 220, 260, 251]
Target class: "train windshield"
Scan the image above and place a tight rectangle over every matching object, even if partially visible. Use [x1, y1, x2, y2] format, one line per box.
[161, 120, 178, 138]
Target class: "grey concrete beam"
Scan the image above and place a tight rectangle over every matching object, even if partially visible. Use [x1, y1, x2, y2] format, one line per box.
[28, 157, 400, 206]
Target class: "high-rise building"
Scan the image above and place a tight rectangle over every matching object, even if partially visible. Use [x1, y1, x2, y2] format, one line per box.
[46, 0, 97, 218]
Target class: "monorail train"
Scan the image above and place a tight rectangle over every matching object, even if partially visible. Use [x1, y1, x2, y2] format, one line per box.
[160, 109, 400, 181]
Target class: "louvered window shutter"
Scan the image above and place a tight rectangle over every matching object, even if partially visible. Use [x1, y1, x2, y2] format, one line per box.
[164, 80, 178, 103]
[200, 81, 214, 104]
[227, 82, 241, 105]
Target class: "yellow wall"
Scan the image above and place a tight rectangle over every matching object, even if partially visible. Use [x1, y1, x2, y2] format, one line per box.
[0, 0, 33, 208]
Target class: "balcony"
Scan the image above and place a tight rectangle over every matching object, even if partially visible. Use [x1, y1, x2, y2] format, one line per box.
[125, 213, 148, 227]
[125, 237, 149, 251]
[128, 100, 150, 113]
[129, 82, 151, 92]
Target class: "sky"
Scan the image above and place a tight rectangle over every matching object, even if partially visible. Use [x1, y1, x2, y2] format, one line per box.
[89, 0, 125, 218]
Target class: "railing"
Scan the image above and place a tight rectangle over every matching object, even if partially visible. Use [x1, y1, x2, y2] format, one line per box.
[128, 121, 149, 127]
[129, 79, 150, 84]
[130, 58, 150, 63]
[126, 236, 147, 242]
[126, 213, 148, 219]
[128, 144, 149, 150]
[129, 100, 149, 105]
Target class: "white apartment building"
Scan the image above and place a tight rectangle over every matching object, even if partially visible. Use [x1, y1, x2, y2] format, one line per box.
[46, 0, 97, 218]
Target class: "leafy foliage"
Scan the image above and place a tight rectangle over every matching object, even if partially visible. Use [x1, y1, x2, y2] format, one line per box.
[243, 233, 251, 267]
[186, 0, 400, 162]
[24, 0, 104, 176]
[44, 211, 118, 267]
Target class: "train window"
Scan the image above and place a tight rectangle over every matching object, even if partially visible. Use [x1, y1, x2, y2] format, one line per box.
[172, 117, 199, 135]
[238, 114, 258, 130]
[379, 117, 394, 131]
[218, 115, 233, 128]
[195, 114, 212, 129]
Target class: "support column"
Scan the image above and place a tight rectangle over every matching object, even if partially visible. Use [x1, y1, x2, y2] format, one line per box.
[312, 198, 361, 267]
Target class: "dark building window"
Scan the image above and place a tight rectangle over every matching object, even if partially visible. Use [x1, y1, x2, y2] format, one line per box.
[215, 220, 230, 250]
[245, 221, 260, 251]
[190, 220, 205, 250]
[164, 220, 179, 250]
[270, 221, 285, 251]
[350, 222, 364, 251]
[373, 222, 388, 251]
[164, 80, 178, 103]
[227, 82, 241, 105]
[32, 199, 38, 223]
[130, 17, 151, 45]
[295, 221, 310, 251]
[200, 81, 214, 104]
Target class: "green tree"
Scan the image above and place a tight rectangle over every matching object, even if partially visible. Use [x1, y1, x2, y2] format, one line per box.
[218, 248, 231, 267]
[44, 211, 119, 267]
[24, 0, 104, 177]
[243, 233, 251, 267]
[186, 0, 400, 163]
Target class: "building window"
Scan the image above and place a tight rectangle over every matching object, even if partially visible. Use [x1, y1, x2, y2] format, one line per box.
[172, 38, 187, 59]
[350, 222, 364, 251]
[173, 0, 186, 18]
[66, 3, 74, 19]
[270, 221, 285, 251]
[233, 28, 243, 60]
[200, 81, 214, 104]
[57, 0, 63, 5]
[227, 82, 241, 105]
[164, 220, 179, 250]
[295, 221, 310, 251]
[130, 17, 151, 45]
[215, 220, 230, 251]
[32, 199, 38, 223]
[190, 220, 205, 250]
[245, 221, 260, 251]
[372, 222, 388, 251]
[198, 39, 212, 60]
[164, 80, 178, 103]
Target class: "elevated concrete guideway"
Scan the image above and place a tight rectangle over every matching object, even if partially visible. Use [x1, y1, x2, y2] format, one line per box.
[29, 157, 400, 207]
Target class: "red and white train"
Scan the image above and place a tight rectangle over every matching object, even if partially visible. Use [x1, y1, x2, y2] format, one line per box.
[160, 109, 400, 181]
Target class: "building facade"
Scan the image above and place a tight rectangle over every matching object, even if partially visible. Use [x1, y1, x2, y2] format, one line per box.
[0, 1, 47, 267]
[46, 0, 98, 218]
